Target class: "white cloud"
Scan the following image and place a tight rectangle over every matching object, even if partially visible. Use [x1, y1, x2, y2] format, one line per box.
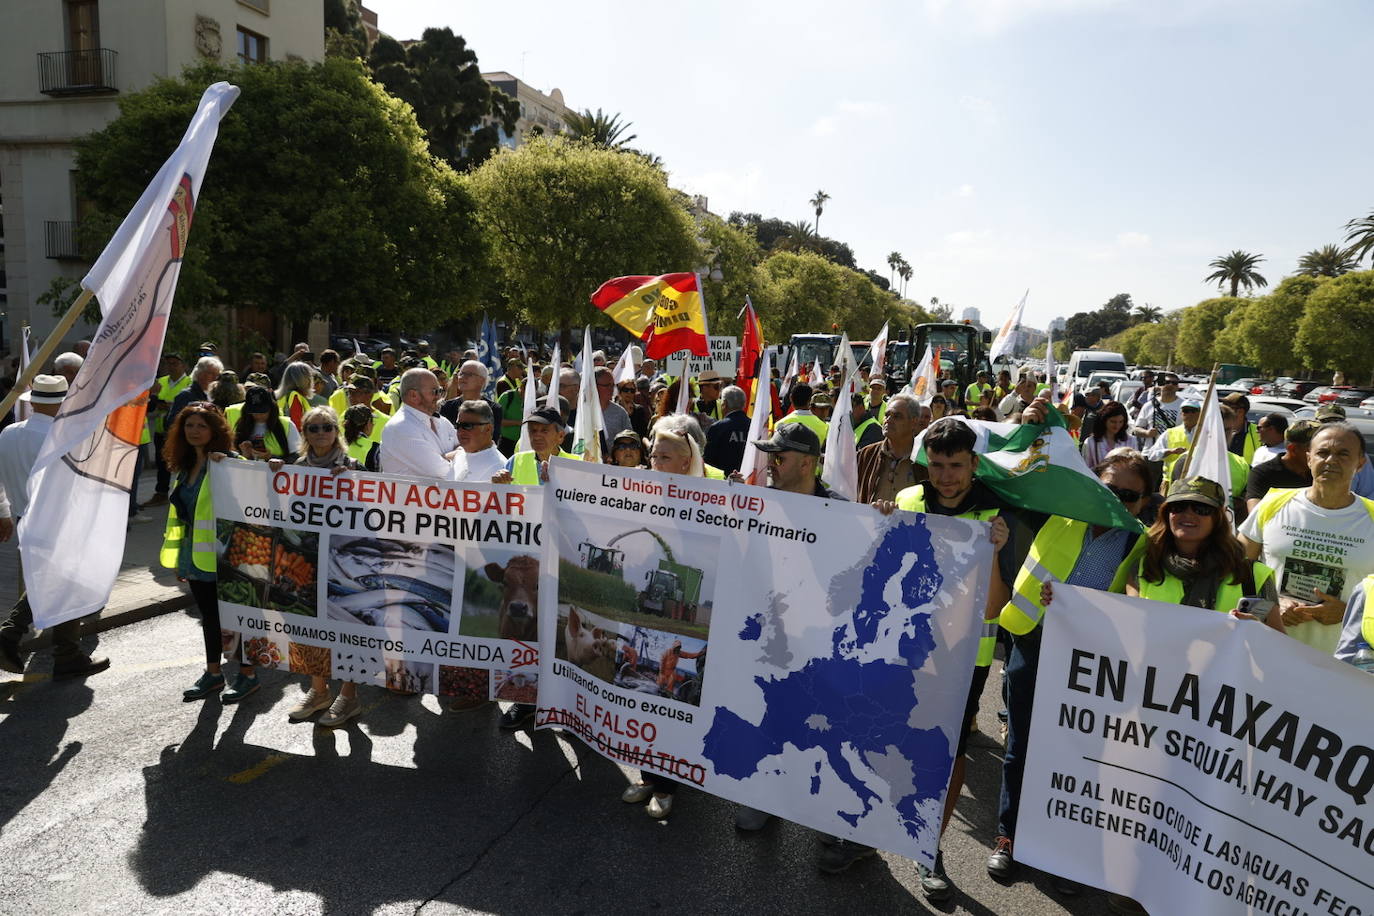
[810, 99, 887, 137]
[954, 183, 976, 198]
[1116, 231, 1152, 248]
[837, 100, 890, 117]
[673, 165, 765, 213]
[810, 116, 838, 136]
[923, 0, 1127, 32]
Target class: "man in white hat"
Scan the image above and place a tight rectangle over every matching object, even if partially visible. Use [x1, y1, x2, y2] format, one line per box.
[693, 369, 725, 425]
[0, 375, 110, 676]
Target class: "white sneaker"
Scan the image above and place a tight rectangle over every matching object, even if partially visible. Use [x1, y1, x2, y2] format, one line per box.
[287, 687, 333, 722]
[319, 694, 361, 728]
[646, 794, 674, 819]
[621, 783, 653, 804]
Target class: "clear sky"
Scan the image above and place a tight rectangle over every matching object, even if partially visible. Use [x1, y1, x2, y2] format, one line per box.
[365, 0, 1373, 331]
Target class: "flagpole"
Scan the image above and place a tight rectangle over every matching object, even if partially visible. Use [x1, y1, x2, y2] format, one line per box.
[1178, 364, 1219, 483]
[0, 287, 95, 419]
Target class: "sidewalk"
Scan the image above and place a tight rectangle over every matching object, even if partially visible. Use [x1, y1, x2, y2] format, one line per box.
[2, 469, 193, 650]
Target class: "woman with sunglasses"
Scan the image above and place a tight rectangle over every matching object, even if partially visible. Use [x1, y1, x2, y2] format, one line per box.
[1128, 476, 1282, 628]
[267, 406, 366, 727]
[928, 394, 949, 421]
[610, 429, 647, 468]
[232, 385, 299, 463]
[161, 404, 259, 702]
[615, 380, 651, 438]
[1081, 400, 1138, 467]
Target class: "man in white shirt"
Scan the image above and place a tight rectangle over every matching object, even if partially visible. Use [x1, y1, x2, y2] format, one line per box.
[0, 375, 110, 677]
[450, 400, 507, 482]
[1131, 373, 1182, 443]
[380, 368, 456, 479]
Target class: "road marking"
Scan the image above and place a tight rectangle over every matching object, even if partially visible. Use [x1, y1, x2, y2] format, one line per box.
[227, 752, 292, 784]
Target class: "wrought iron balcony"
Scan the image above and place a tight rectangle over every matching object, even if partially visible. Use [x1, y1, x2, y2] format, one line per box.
[38, 48, 118, 95]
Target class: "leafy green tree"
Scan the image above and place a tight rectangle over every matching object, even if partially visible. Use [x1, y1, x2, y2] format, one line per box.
[695, 215, 762, 336]
[323, 0, 369, 59]
[1136, 313, 1181, 366]
[1295, 270, 1374, 380]
[563, 108, 637, 149]
[1345, 211, 1374, 265]
[1133, 303, 1162, 322]
[368, 28, 518, 171]
[1205, 250, 1268, 297]
[1296, 244, 1360, 277]
[810, 190, 831, 237]
[1174, 297, 1241, 368]
[1103, 292, 1133, 314]
[464, 136, 700, 348]
[1218, 275, 1323, 374]
[1099, 323, 1152, 364]
[74, 58, 488, 339]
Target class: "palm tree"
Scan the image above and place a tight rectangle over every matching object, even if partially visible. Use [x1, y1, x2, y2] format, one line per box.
[1133, 303, 1162, 323]
[1297, 243, 1360, 277]
[887, 251, 902, 287]
[1205, 250, 1268, 297]
[898, 262, 913, 298]
[810, 190, 831, 237]
[1346, 210, 1374, 264]
[563, 108, 637, 148]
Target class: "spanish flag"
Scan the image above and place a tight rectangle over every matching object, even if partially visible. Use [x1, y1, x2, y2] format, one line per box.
[590, 272, 709, 359]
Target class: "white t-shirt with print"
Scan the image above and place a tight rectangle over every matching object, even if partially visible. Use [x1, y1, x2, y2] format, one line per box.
[1240, 490, 1374, 654]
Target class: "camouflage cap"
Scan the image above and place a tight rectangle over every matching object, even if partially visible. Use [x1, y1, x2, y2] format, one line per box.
[1164, 476, 1226, 509]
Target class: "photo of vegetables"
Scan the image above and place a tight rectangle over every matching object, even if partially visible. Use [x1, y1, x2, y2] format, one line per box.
[216, 521, 320, 616]
[439, 664, 489, 699]
[326, 536, 456, 632]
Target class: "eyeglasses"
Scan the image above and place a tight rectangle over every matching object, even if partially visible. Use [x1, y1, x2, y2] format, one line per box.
[456, 421, 491, 430]
[1106, 484, 1143, 503]
[429, 388, 445, 397]
[596, 380, 614, 388]
[304, 423, 336, 434]
[186, 401, 222, 414]
[1167, 501, 1217, 517]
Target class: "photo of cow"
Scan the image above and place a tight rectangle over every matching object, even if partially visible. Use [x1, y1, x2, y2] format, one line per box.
[457, 546, 539, 641]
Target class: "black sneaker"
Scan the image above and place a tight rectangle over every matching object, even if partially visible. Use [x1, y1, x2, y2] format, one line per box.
[918, 851, 951, 902]
[987, 835, 1016, 879]
[52, 654, 110, 680]
[499, 703, 535, 729]
[817, 839, 876, 874]
[0, 636, 25, 674]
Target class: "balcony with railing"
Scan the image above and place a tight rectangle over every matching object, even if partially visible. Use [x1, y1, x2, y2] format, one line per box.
[37, 48, 118, 96]
[45, 221, 87, 260]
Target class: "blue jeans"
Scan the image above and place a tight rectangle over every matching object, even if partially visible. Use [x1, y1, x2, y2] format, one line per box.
[997, 626, 1041, 838]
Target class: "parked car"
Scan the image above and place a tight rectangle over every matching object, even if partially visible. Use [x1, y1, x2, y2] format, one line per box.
[1231, 377, 1273, 394]
[1249, 396, 1308, 415]
[1332, 387, 1374, 406]
[1276, 379, 1324, 399]
[1290, 410, 1374, 454]
[1112, 379, 1143, 405]
[1303, 386, 1339, 404]
[1084, 371, 1129, 393]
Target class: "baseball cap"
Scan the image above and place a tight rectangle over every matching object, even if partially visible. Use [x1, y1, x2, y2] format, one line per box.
[940, 378, 957, 388]
[1181, 399, 1202, 411]
[1286, 419, 1320, 444]
[1164, 476, 1226, 509]
[345, 376, 376, 393]
[1315, 403, 1347, 421]
[524, 406, 565, 428]
[754, 424, 822, 457]
[868, 378, 887, 390]
[811, 392, 833, 408]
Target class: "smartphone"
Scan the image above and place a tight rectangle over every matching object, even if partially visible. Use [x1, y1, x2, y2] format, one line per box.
[1236, 596, 1275, 622]
[251, 435, 266, 453]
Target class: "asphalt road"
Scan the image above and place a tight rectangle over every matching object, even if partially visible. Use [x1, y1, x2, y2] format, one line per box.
[0, 613, 1122, 915]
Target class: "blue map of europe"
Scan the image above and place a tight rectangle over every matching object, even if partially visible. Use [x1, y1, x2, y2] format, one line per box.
[701, 517, 956, 842]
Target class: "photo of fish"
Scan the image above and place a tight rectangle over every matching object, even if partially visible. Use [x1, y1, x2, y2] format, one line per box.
[325, 536, 458, 632]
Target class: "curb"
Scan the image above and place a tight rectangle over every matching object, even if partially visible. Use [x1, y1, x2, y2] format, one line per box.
[18, 591, 195, 653]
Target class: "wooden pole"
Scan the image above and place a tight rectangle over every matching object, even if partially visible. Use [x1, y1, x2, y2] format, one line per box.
[0, 287, 95, 419]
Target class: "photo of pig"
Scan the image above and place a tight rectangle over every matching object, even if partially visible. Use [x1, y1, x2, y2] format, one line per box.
[554, 605, 624, 685]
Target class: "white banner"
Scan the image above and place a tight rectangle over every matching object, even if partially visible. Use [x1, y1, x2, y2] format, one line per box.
[210, 461, 542, 700]
[536, 459, 991, 864]
[664, 336, 737, 381]
[1020, 585, 1374, 913]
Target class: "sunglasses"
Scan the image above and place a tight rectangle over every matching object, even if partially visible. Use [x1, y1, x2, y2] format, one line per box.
[429, 388, 445, 397]
[456, 421, 491, 430]
[304, 423, 336, 434]
[1167, 501, 1217, 517]
[1106, 484, 1143, 503]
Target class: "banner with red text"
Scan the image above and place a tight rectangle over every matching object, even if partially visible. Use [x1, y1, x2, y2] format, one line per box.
[1019, 585, 1374, 913]
[209, 461, 543, 701]
[536, 458, 991, 863]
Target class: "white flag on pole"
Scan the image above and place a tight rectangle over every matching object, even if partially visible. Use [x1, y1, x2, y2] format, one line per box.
[1043, 330, 1057, 403]
[20, 82, 239, 628]
[739, 350, 773, 486]
[989, 289, 1028, 362]
[518, 351, 540, 452]
[869, 322, 890, 378]
[1178, 375, 1231, 502]
[571, 326, 604, 463]
[809, 359, 824, 387]
[16, 326, 33, 422]
[611, 346, 635, 386]
[823, 370, 859, 500]
[544, 342, 561, 410]
[907, 345, 938, 404]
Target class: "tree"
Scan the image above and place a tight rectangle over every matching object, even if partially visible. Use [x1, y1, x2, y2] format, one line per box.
[1174, 297, 1242, 368]
[928, 296, 953, 322]
[810, 190, 831, 238]
[1205, 250, 1268, 297]
[1133, 303, 1162, 322]
[1063, 304, 1132, 352]
[368, 28, 518, 172]
[898, 262, 913, 298]
[887, 251, 902, 287]
[74, 58, 488, 337]
[1296, 244, 1360, 278]
[1218, 275, 1324, 374]
[323, 0, 369, 59]
[1103, 292, 1133, 314]
[465, 136, 700, 348]
[1295, 270, 1374, 380]
[695, 215, 762, 336]
[1345, 210, 1374, 265]
[563, 108, 637, 149]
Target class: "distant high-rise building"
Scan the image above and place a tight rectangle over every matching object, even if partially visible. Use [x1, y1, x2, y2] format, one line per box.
[961, 307, 981, 325]
[1049, 316, 1067, 333]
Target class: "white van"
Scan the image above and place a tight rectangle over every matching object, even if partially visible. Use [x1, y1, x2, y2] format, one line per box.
[1067, 350, 1127, 391]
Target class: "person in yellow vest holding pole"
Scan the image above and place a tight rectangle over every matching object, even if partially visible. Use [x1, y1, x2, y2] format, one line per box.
[1147, 398, 1201, 480]
[991, 451, 1152, 897]
[143, 353, 192, 507]
[158, 403, 260, 703]
[871, 418, 1014, 898]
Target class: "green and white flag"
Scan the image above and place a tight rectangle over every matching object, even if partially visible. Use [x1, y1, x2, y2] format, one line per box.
[914, 412, 1143, 532]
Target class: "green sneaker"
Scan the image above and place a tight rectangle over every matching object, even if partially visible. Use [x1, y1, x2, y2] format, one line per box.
[183, 671, 225, 701]
[222, 672, 260, 704]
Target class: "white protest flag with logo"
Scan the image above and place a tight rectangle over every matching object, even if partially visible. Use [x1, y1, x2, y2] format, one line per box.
[837, 333, 861, 395]
[543, 342, 561, 410]
[869, 322, 890, 377]
[810, 359, 824, 387]
[739, 349, 773, 486]
[1043, 329, 1057, 403]
[20, 82, 239, 628]
[570, 326, 604, 463]
[906, 345, 938, 403]
[778, 347, 801, 407]
[16, 325, 33, 422]
[989, 288, 1027, 362]
[823, 369, 859, 500]
[675, 363, 693, 417]
[1178, 373, 1231, 500]
[611, 346, 635, 386]
[518, 347, 540, 453]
